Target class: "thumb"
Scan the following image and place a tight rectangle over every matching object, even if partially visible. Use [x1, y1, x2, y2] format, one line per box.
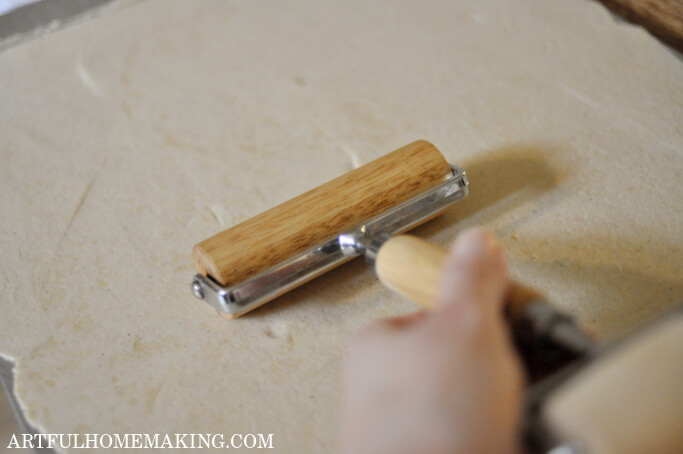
[436, 228, 509, 321]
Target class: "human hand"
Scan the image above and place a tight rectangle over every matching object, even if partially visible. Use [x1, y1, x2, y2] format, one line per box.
[339, 228, 524, 454]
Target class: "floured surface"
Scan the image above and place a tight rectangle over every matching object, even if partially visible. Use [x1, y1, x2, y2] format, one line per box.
[0, 0, 681, 452]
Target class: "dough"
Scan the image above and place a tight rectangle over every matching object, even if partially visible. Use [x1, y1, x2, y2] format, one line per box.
[0, 0, 681, 452]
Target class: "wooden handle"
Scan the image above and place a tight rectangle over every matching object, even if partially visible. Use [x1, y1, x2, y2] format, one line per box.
[543, 313, 683, 454]
[375, 235, 544, 310]
[375, 235, 448, 309]
[194, 140, 451, 286]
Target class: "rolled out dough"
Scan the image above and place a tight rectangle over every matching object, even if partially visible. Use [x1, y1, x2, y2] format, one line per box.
[0, 0, 681, 452]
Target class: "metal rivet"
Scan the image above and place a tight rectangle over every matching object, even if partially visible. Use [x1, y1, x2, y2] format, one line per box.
[191, 281, 204, 300]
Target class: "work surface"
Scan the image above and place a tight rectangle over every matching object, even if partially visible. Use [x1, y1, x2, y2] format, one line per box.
[0, 0, 681, 452]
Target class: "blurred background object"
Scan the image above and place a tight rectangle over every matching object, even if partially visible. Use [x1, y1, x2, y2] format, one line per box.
[596, 0, 683, 52]
[0, 0, 41, 15]
[0, 0, 135, 48]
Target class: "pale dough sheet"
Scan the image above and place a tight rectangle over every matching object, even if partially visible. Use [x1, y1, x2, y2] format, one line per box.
[0, 0, 681, 452]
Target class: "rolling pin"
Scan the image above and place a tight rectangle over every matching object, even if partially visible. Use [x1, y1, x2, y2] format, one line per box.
[191, 139, 592, 366]
[191, 140, 683, 453]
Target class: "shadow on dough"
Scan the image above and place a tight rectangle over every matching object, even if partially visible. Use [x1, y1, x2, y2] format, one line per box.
[511, 241, 683, 339]
[240, 142, 682, 337]
[419, 143, 562, 238]
[247, 143, 563, 318]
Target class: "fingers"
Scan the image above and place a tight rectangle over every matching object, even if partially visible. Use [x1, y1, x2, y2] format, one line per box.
[340, 229, 523, 454]
[435, 228, 510, 330]
[345, 311, 423, 360]
[354, 228, 511, 342]
[381, 310, 428, 329]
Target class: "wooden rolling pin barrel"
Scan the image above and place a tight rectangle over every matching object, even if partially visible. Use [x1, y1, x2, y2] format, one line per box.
[193, 140, 453, 290]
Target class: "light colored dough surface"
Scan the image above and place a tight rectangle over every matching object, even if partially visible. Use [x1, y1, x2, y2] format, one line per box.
[0, 0, 681, 452]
